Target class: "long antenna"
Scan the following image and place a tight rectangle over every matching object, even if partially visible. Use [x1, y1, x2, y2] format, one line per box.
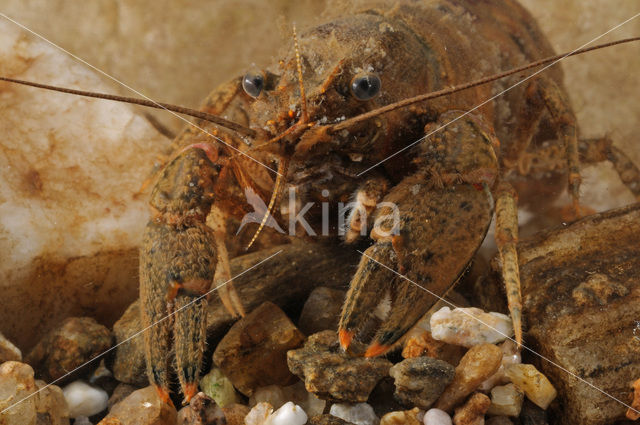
[330, 37, 640, 132]
[0, 76, 256, 137]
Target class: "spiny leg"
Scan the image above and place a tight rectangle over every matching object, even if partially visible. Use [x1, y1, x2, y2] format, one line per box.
[539, 78, 581, 213]
[494, 181, 523, 347]
[173, 294, 208, 404]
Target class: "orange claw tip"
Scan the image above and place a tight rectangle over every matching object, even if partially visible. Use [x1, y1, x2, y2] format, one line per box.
[339, 329, 354, 351]
[154, 386, 174, 407]
[183, 383, 199, 405]
[364, 342, 391, 358]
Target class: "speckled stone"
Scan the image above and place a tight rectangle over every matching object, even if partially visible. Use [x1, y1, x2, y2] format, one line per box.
[389, 357, 455, 409]
[287, 331, 391, 402]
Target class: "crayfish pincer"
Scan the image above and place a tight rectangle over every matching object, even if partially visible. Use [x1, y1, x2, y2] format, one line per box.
[140, 146, 224, 404]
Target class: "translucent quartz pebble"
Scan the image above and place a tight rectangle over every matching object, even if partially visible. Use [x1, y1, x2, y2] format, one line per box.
[430, 307, 513, 347]
[330, 403, 379, 425]
[200, 367, 237, 408]
[479, 340, 521, 391]
[487, 384, 524, 417]
[504, 364, 557, 409]
[423, 408, 452, 425]
[245, 402, 273, 425]
[266, 401, 308, 425]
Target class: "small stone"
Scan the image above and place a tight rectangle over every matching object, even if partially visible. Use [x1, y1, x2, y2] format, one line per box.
[26, 317, 112, 382]
[107, 384, 137, 411]
[34, 379, 70, 425]
[213, 302, 305, 396]
[245, 402, 273, 425]
[380, 408, 422, 425]
[485, 417, 513, 425]
[111, 302, 147, 387]
[626, 377, 640, 420]
[62, 381, 108, 419]
[430, 308, 513, 348]
[309, 414, 354, 425]
[0, 361, 38, 425]
[389, 357, 455, 409]
[504, 364, 556, 410]
[298, 287, 346, 335]
[452, 393, 490, 425]
[435, 344, 502, 412]
[287, 331, 391, 402]
[176, 392, 225, 425]
[486, 384, 523, 417]
[402, 331, 464, 366]
[266, 401, 308, 425]
[478, 341, 520, 391]
[102, 386, 177, 425]
[423, 409, 451, 425]
[330, 403, 379, 425]
[199, 367, 237, 408]
[0, 332, 21, 363]
[250, 386, 286, 410]
[221, 403, 251, 425]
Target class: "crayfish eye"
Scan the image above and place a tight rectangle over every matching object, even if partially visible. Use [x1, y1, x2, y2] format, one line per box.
[242, 71, 265, 98]
[350, 73, 381, 101]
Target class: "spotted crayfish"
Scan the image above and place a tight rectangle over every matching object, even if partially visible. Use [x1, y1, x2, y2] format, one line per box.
[3, 0, 639, 406]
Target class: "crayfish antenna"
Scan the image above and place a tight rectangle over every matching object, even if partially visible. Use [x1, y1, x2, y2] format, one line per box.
[293, 24, 309, 123]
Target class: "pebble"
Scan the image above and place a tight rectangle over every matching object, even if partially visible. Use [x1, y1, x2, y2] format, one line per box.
[176, 392, 225, 425]
[423, 408, 451, 425]
[452, 393, 490, 425]
[111, 302, 147, 387]
[486, 384, 523, 417]
[504, 364, 556, 409]
[380, 408, 422, 425]
[199, 367, 237, 408]
[389, 357, 455, 409]
[267, 401, 308, 425]
[330, 403, 379, 425]
[478, 341, 520, 391]
[245, 402, 274, 425]
[0, 331, 21, 363]
[309, 414, 354, 425]
[101, 386, 177, 425]
[26, 317, 112, 382]
[402, 331, 465, 366]
[107, 384, 137, 411]
[434, 344, 502, 412]
[430, 307, 513, 348]
[221, 403, 251, 425]
[298, 287, 346, 335]
[287, 331, 391, 402]
[62, 381, 108, 418]
[213, 301, 305, 396]
[250, 382, 326, 417]
[0, 361, 38, 425]
[34, 379, 70, 425]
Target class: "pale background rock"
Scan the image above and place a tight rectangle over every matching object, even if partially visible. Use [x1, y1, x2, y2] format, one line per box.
[0, 0, 638, 351]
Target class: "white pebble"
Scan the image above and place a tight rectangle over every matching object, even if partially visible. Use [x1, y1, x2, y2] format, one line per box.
[423, 408, 452, 425]
[430, 307, 513, 347]
[265, 401, 308, 425]
[330, 403, 379, 425]
[245, 402, 273, 425]
[62, 381, 108, 418]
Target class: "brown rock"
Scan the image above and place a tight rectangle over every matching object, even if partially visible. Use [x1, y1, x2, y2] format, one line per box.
[309, 415, 355, 425]
[102, 386, 177, 425]
[0, 361, 38, 425]
[221, 403, 251, 425]
[380, 408, 422, 425]
[25, 317, 112, 382]
[389, 357, 455, 409]
[489, 204, 640, 425]
[287, 330, 391, 402]
[298, 287, 346, 336]
[107, 384, 138, 411]
[401, 331, 465, 366]
[213, 302, 305, 396]
[435, 344, 502, 412]
[34, 380, 70, 425]
[0, 331, 22, 363]
[452, 393, 490, 425]
[111, 301, 147, 386]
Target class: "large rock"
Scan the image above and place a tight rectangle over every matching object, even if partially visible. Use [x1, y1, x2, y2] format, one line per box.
[490, 203, 640, 425]
[213, 301, 305, 396]
[101, 386, 177, 425]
